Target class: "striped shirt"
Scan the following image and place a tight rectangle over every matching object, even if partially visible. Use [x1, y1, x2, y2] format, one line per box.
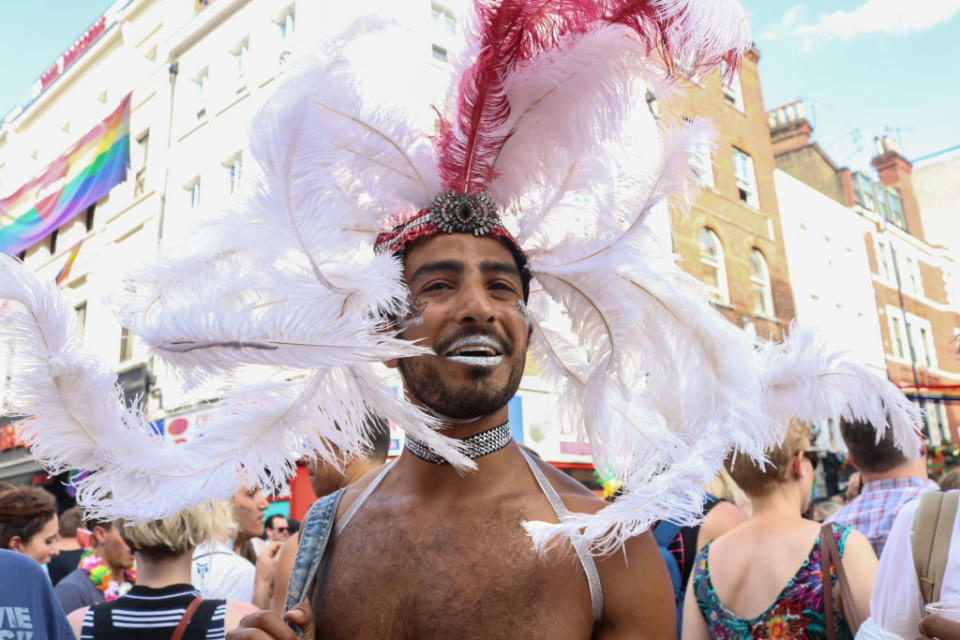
[80, 584, 226, 640]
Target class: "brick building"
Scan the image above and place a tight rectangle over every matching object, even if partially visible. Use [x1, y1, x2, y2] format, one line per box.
[662, 47, 796, 340]
[769, 105, 960, 443]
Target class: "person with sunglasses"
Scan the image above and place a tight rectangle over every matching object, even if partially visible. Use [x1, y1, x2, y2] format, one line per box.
[682, 420, 878, 639]
[263, 516, 290, 544]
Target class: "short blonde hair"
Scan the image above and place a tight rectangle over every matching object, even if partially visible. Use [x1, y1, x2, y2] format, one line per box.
[728, 419, 810, 496]
[118, 502, 234, 559]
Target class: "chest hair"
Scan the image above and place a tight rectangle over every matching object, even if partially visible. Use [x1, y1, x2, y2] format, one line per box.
[312, 494, 595, 640]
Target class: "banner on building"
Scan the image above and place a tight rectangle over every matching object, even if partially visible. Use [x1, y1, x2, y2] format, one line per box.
[0, 94, 131, 255]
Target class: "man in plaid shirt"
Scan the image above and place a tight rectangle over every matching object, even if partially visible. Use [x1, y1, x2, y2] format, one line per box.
[826, 417, 937, 557]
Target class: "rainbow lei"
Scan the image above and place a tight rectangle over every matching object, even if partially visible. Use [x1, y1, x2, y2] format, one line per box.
[79, 550, 136, 601]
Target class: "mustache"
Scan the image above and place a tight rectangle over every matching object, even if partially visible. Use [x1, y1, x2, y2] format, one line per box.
[433, 326, 512, 357]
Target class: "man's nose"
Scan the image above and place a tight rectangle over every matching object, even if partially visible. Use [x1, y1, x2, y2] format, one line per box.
[455, 279, 495, 324]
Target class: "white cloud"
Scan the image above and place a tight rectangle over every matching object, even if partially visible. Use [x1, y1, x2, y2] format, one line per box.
[794, 0, 960, 41]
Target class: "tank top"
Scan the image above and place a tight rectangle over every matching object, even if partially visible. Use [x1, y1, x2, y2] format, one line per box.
[80, 584, 226, 640]
[692, 522, 853, 639]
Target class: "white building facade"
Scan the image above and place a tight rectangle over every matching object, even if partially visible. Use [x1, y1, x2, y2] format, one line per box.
[774, 169, 889, 451]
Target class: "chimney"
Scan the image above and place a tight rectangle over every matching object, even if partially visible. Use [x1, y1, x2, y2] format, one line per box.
[871, 136, 925, 241]
[768, 100, 813, 157]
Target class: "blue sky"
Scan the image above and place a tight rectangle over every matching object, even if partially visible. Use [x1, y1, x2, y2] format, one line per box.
[0, 1, 115, 121]
[740, 0, 960, 171]
[1, 0, 958, 175]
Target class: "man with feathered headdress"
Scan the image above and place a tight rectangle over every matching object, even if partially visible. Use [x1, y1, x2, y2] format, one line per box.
[0, 0, 925, 637]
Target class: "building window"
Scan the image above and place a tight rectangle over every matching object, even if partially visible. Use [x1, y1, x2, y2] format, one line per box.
[119, 328, 134, 363]
[186, 177, 202, 209]
[904, 256, 920, 296]
[75, 303, 87, 341]
[749, 248, 774, 316]
[193, 67, 209, 119]
[699, 227, 728, 302]
[937, 403, 951, 442]
[49, 228, 58, 254]
[432, 3, 457, 35]
[225, 153, 243, 195]
[877, 241, 891, 281]
[919, 327, 932, 368]
[431, 43, 448, 62]
[690, 141, 714, 188]
[886, 188, 907, 230]
[732, 148, 758, 207]
[134, 130, 149, 197]
[84, 204, 96, 232]
[232, 38, 250, 92]
[278, 6, 295, 40]
[890, 316, 905, 359]
[720, 61, 744, 111]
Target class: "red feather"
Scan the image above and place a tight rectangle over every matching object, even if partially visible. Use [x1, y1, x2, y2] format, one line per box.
[436, 0, 745, 196]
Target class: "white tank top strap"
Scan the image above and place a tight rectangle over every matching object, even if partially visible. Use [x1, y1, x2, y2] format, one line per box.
[519, 448, 604, 624]
[333, 460, 394, 541]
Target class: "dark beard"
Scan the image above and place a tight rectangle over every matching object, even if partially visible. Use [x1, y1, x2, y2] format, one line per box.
[398, 330, 525, 419]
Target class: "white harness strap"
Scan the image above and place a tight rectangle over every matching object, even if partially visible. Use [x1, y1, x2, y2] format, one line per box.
[519, 448, 604, 624]
[330, 450, 604, 624]
[333, 460, 394, 541]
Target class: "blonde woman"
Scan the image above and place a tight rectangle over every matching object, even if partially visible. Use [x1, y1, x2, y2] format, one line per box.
[683, 420, 877, 639]
[67, 504, 258, 638]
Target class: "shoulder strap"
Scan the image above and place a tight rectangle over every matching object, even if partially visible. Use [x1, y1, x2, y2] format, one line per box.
[171, 596, 203, 640]
[333, 461, 393, 540]
[653, 520, 682, 546]
[820, 525, 837, 640]
[821, 524, 863, 634]
[913, 490, 959, 604]
[283, 488, 347, 614]
[520, 448, 603, 624]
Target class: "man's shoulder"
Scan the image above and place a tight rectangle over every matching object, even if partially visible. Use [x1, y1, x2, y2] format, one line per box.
[54, 567, 90, 591]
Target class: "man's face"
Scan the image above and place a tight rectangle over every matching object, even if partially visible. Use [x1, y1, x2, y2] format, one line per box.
[96, 525, 134, 571]
[305, 455, 349, 497]
[265, 517, 289, 542]
[392, 234, 530, 419]
[232, 488, 268, 539]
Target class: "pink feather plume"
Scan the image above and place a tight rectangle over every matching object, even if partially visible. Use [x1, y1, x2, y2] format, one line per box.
[435, 0, 748, 196]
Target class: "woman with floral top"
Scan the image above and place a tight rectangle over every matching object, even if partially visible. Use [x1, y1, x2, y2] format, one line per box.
[682, 420, 878, 639]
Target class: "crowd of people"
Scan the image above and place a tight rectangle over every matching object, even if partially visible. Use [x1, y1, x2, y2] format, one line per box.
[1, 1, 959, 638]
[1, 414, 957, 638]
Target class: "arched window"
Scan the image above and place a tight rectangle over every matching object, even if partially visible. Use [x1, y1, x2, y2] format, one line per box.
[699, 228, 728, 302]
[749, 248, 774, 316]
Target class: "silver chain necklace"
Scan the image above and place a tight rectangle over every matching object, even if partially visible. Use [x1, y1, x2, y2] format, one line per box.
[404, 421, 512, 464]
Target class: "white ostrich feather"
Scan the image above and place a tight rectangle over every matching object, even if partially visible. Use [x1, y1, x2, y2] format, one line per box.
[758, 324, 923, 458]
[0, 255, 470, 521]
[490, 25, 668, 214]
[54, 3, 765, 538]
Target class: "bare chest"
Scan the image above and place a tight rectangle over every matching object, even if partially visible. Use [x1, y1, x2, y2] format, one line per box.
[311, 499, 594, 640]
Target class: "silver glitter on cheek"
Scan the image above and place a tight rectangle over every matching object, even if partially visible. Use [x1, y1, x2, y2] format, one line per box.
[397, 296, 426, 330]
[515, 300, 532, 327]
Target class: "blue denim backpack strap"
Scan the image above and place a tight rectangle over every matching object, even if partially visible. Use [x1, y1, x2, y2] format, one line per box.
[284, 487, 347, 615]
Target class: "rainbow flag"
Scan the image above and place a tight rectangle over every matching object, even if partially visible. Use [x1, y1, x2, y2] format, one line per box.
[0, 94, 130, 256]
[55, 240, 84, 286]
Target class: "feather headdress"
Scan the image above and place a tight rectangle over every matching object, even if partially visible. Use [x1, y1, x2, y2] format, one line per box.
[1, 0, 923, 549]
[0, 0, 796, 540]
[109, 0, 771, 545]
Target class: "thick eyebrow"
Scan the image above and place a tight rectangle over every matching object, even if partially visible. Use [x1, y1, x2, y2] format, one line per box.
[480, 260, 521, 281]
[408, 260, 464, 285]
